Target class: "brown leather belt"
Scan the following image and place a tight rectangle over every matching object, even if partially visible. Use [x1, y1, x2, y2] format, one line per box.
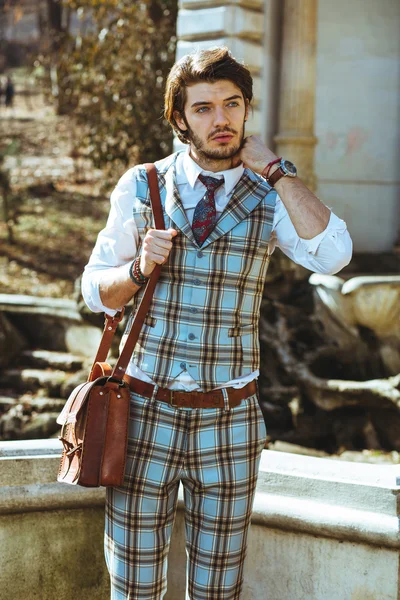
[123, 376, 258, 409]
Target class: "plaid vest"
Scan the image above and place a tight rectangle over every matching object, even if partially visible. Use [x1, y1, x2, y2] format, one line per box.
[124, 152, 277, 391]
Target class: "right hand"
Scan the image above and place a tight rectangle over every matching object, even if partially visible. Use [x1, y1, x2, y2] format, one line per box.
[140, 228, 178, 277]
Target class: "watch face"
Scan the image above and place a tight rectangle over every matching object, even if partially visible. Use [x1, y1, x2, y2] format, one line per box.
[282, 160, 297, 177]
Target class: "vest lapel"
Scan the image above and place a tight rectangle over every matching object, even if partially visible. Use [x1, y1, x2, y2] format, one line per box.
[163, 162, 276, 249]
[202, 169, 276, 249]
[164, 160, 198, 246]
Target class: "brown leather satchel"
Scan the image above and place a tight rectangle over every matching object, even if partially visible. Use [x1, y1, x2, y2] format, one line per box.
[56, 163, 165, 487]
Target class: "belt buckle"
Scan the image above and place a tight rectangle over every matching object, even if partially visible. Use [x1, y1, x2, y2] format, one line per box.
[169, 390, 177, 408]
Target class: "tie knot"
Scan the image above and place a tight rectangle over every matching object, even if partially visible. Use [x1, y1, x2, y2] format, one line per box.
[198, 174, 224, 193]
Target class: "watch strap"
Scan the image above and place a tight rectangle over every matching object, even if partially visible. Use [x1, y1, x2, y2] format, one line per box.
[267, 166, 286, 187]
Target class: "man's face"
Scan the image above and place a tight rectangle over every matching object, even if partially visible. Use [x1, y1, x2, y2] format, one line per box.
[174, 80, 248, 163]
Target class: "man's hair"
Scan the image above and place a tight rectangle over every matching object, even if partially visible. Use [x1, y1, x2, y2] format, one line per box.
[164, 47, 253, 143]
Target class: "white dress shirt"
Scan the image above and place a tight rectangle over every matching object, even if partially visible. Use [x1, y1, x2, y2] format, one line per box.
[82, 149, 352, 390]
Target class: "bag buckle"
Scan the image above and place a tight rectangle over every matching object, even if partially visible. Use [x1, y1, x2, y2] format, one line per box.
[112, 308, 125, 324]
[65, 443, 82, 458]
[106, 376, 128, 388]
[105, 307, 125, 329]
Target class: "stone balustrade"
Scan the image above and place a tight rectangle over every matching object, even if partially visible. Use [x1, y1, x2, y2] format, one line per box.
[1, 439, 398, 600]
[310, 273, 400, 376]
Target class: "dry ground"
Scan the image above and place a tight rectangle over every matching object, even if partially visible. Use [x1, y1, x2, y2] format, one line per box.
[0, 82, 110, 298]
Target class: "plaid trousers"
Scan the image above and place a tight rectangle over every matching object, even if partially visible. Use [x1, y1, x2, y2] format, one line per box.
[105, 388, 267, 600]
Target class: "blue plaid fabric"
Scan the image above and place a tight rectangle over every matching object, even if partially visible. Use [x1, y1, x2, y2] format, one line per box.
[105, 152, 275, 599]
[122, 152, 277, 391]
[105, 390, 267, 600]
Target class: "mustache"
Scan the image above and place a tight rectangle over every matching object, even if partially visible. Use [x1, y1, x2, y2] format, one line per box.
[208, 127, 238, 140]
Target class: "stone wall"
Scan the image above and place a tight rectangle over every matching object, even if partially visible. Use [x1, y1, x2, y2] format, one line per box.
[1, 439, 399, 600]
[315, 0, 400, 252]
[0, 440, 109, 600]
[176, 0, 400, 251]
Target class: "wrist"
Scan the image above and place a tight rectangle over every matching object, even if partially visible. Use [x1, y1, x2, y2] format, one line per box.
[129, 257, 149, 287]
[267, 163, 280, 178]
[261, 156, 281, 180]
[263, 158, 298, 187]
[140, 257, 154, 278]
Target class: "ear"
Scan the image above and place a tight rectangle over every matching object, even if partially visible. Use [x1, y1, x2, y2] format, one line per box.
[174, 110, 187, 132]
[244, 101, 249, 122]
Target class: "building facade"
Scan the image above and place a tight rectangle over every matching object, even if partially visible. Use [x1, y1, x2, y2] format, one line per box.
[176, 0, 400, 253]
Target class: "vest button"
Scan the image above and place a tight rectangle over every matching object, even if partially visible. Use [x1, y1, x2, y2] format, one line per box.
[190, 307, 198, 314]
[197, 251, 204, 258]
[180, 362, 187, 369]
[188, 333, 195, 340]
[193, 278, 201, 286]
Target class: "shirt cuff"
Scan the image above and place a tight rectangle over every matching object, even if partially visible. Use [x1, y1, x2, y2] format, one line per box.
[298, 211, 348, 255]
[81, 269, 120, 316]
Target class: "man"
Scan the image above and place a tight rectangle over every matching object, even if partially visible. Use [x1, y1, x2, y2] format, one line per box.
[5, 76, 15, 109]
[82, 47, 352, 600]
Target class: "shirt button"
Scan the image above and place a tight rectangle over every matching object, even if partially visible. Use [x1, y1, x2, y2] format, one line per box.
[197, 251, 204, 258]
[188, 333, 195, 340]
[180, 362, 186, 369]
[190, 307, 198, 314]
[193, 278, 201, 286]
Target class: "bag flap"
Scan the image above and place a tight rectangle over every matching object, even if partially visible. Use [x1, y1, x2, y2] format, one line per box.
[56, 380, 97, 425]
[56, 376, 124, 426]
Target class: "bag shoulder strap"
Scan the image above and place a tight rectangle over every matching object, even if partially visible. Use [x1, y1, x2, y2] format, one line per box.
[111, 163, 164, 377]
[88, 163, 165, 381]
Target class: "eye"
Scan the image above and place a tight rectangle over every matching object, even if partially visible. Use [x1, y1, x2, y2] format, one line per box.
[227, 101, 239, 107]
[196, 106, 209, 113]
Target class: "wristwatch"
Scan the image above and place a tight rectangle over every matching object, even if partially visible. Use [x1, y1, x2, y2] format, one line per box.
[265, 159, 297, 187]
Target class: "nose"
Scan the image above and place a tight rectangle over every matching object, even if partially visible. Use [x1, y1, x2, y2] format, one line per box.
[213, 106, 230, 127]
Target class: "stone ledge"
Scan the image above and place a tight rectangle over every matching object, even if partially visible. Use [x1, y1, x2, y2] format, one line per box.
[0, 438, 105, 514]
[176, 39, 263, 75]
[0, 482, 105, 515]
[251, 492, 400, 550]
[0, 294, 82, 322]
[177, 7, 264, 43]
[260, 448, 399, 489]
[0, 455, 63, 487]
[0, 438, 62, 457]
[4, 467, 397, 549]
[258, 452, 399, 511]
[0, 295, 103, 356]
[181, 0, 264, 12]
[1, 441, 398, 551]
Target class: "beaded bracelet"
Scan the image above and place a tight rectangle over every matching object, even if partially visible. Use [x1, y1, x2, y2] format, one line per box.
[129, 257, 149, 287]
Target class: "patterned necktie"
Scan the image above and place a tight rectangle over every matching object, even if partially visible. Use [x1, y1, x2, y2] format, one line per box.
[192, 174, 224, 246]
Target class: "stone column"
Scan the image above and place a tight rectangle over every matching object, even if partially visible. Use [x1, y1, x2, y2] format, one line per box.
[274, 0, 318, 190]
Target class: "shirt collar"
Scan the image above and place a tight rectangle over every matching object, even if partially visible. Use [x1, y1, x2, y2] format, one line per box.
[182, 147, 245, 197]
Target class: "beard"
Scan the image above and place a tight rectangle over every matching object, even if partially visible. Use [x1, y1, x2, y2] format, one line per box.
[185, 121, 246, 162]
